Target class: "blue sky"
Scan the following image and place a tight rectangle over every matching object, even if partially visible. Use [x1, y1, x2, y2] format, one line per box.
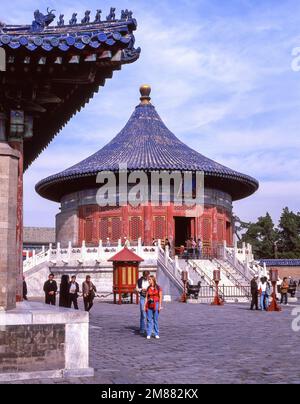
[2, 0, 300, 227]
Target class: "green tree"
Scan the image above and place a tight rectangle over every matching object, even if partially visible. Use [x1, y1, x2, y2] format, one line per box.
[241, 213, 277, 259]
[277, 207, 300, 258]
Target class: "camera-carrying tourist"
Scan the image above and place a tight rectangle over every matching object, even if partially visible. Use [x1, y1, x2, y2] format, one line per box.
[144, 276, 163, 340]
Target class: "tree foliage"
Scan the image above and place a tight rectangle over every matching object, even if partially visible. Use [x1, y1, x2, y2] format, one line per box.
[239, 208, 300, 259]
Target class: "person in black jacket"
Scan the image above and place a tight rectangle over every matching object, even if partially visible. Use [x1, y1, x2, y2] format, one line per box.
[43, 273, 58, 305]
[59, 275, 70, 308]
[23, 276, 28, 301]
[69, 275, 80, 310]
[250, 275, 259, 310]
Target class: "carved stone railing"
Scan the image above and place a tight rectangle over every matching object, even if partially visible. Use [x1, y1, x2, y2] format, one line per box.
[222, 240, 263, 280]
[188, 260, 213, 287]
[157, 246, 183, 292]
[23, 238, 159, 272]
[212, 259, 251, 298]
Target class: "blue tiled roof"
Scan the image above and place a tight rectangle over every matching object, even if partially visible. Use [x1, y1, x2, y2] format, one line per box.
[0, 24, 134, 52]
[1, 10, 140, 169]
[36, 100, 259, 202]
[0, 8, 138, 53]
[260, 259, 300, 267]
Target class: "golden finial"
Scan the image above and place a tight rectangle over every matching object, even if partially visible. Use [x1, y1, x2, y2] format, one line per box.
[140, 84, 151, 105]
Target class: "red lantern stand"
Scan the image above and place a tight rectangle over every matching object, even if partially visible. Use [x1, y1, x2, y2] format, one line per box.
[267, 269, 282, 312]
[108, 248, 144, 305]
[211, 269, 224, 306]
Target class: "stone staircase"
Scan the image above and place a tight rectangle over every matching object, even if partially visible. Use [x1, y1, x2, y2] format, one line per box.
[188, 259, 250, 303]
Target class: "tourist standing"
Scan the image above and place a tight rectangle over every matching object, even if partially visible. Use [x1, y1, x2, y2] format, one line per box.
[69, 275, 80, 310]
[59, 275, 70, 308]
[43, 273, 58, 306]
[197, 238, 203, 259]
[23, 276, 28, 301]
[144, 276, 163, 340]
[191, 239, 197, 258]
[152, 238, 158, 247]
[186, 238, 192, 258]
[265, 278, 272, 310]
[258, 277, 267, 311]
[165, 238, 171, 250]
[250, 276, 259, 310]
[289, 277, 297, 298]
[280, 277, 289, 305]
[136, 271, 150, 335]
[82, 275, 97, 312]
[124, 237, 130, 248]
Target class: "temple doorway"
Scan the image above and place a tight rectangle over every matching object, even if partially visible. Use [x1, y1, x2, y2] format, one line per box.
[174, 217, 193, 249]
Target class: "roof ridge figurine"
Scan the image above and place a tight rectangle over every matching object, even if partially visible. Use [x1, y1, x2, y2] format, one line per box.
[106, 7, 116, 21]
[31, 8, 56, 33]
[57, 14, 64, 27]
[94, 10, 102, 23]
[81, 10, 91, 24]
[121, 10, 133, 21]
[69, 13, 78, 26]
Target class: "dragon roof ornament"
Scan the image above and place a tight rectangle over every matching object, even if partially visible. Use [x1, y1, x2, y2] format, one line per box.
[0, 7, 136, 34]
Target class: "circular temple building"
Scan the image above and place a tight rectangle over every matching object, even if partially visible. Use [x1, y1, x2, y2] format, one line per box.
[36, 86, 259, 255]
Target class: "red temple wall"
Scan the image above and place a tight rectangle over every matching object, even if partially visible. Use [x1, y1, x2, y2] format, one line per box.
[76, 203, 233, 248]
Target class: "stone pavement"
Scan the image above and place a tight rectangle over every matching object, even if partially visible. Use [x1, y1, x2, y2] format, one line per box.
[4, 300, 300, 384]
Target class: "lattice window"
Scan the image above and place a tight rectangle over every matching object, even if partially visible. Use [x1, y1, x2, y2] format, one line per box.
[111, 217, 122, 242]
[130, 217, 142, 241]
[203, 218, 212, 242]
[217, 219, 224, 241]
[85, 218, 93, 244]
[153, 216, 166, 240]
[100, 218, 109, 241]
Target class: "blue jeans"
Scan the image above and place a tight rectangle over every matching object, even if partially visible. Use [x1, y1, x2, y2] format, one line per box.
[265, 295, 270, 309]
[140, 296, 147, 333]
[260, 292, 266, 310]
[147, 303, 160, 337]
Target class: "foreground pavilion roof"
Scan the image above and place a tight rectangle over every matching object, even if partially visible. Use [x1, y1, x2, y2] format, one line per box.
[108, 247, 144, 263]
[36, 85, 259, 203]
[0, 7, 140, 169]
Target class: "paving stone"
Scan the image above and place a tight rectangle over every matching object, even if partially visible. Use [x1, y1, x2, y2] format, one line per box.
[3, 299, 300, 384]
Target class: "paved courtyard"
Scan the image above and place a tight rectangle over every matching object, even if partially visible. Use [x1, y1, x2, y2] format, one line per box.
[5, 299, 300, 384]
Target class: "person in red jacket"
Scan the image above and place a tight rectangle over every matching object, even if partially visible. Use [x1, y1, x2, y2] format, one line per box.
[144, 276, 163, 340]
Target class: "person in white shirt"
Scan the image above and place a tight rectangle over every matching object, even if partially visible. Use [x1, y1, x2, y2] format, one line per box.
[136, 271, 150, 335]
[258, 277, 268, 311]
[124, 237, 130, 248]
[69, 275, 80, 310]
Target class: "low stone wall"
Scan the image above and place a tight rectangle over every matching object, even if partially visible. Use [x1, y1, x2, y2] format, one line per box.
[268, 266, 300, 280]
[25, 262, 157, 298]
[0, 302, 93, 382]
[0, 324, 65, 374]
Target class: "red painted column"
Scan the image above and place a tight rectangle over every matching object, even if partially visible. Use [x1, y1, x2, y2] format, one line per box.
[122, 205, 129, 241]
[167, 204, 175, 248]
[9, 140, 23, 302]
[196, 213, 202, 241]
[144, 203, 152, 245]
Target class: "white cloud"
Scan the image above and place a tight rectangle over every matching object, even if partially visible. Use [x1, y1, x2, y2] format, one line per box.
[7, 0, 299, 226]
[235, 181, 300, 224]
